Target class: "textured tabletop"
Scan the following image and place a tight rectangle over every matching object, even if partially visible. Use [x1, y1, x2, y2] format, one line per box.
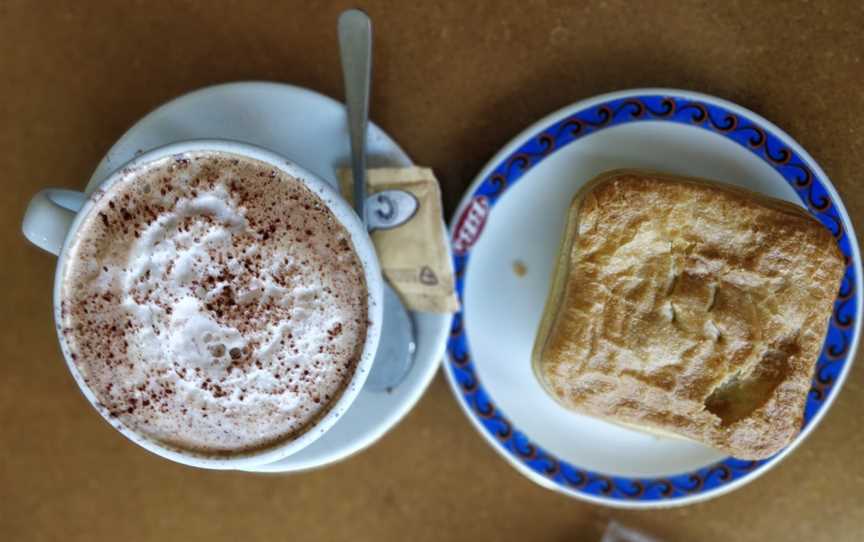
[2, 1, 862, 540]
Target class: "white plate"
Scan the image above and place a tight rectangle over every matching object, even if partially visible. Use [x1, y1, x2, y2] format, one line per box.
[85, 81, 451, 472]
[445, 89, 862, 507]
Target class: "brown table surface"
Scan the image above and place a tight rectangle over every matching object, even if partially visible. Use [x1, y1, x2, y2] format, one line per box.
[2, 1, 863, 540]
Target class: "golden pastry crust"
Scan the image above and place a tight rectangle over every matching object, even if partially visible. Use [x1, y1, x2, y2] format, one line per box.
[532, 169, 845, 459]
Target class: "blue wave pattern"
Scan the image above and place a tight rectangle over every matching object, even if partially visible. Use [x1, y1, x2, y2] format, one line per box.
[448, 95, 858, 502]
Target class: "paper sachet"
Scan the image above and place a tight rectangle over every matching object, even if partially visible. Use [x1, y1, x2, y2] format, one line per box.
[338, 167, 459, 313]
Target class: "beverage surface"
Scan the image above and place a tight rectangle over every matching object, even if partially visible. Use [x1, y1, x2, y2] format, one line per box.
[59, 151, 369, 454]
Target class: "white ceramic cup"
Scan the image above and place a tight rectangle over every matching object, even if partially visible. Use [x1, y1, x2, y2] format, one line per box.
[21, 139, 384, 470]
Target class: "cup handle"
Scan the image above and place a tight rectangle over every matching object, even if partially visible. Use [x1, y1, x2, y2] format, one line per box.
[22, 189, 88, 255]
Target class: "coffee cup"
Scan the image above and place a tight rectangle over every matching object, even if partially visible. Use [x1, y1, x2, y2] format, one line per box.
[21, 139, 383, 469]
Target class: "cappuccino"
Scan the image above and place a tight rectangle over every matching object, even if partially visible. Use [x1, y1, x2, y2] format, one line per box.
[59, 151, 368, 455]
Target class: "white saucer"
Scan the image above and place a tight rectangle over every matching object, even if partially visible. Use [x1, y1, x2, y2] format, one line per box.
[85, 81, 451, 472]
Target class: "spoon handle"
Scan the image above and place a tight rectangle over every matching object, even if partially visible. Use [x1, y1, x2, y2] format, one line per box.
[338, 9, 372, 227]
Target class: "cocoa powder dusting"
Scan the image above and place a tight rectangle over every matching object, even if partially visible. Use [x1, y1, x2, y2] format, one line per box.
[58, 151, 369, 456]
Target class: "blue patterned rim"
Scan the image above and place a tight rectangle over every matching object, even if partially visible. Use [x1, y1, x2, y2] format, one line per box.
[446, 90, 861, 505]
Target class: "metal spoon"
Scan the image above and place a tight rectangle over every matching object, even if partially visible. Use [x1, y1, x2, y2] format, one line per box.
[339, 8, 416, 392]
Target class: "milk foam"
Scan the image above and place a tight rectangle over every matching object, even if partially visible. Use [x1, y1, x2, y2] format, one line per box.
[60, 152, 368, 454]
